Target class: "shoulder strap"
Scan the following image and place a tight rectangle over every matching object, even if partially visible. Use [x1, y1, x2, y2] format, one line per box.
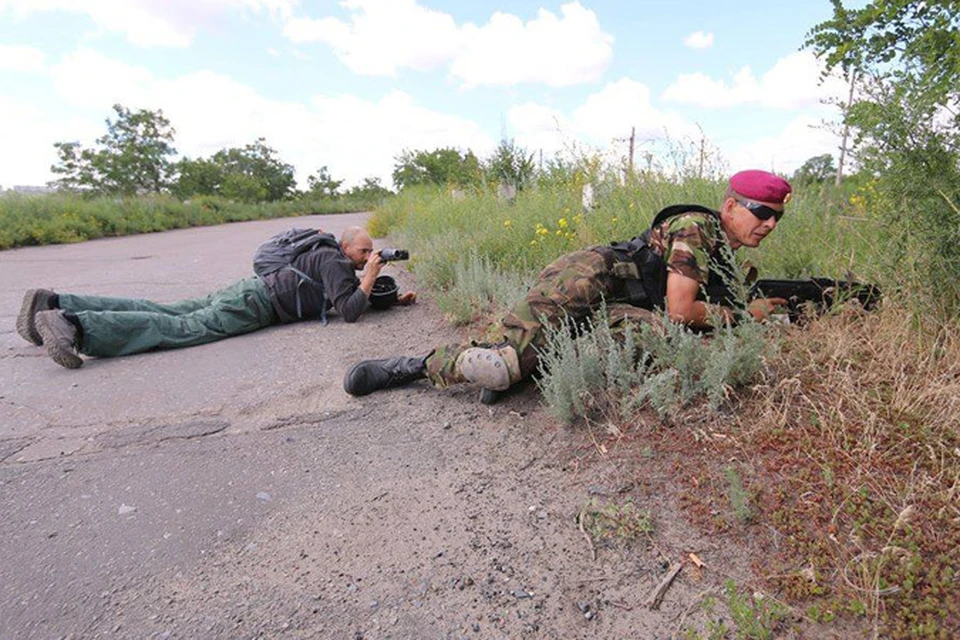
[287, 265, 328, 325]
[650, 204, 719, 227]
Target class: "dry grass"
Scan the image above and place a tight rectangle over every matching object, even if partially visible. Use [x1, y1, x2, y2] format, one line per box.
[725, 304, 960, 638]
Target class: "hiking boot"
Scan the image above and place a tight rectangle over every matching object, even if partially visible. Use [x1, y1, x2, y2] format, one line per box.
[455, 345, 521, 392]
[343, 356, 427, 396]
[16, 288, 57, 346]
[35, 310, 82, 369]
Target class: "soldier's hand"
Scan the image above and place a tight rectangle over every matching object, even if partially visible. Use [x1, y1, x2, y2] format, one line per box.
[747, 297, 787, 321]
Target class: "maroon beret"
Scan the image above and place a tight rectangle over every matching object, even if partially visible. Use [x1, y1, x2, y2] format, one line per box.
[729, 170, 792, 204]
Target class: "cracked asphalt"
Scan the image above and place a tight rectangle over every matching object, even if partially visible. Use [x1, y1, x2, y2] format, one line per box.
[0, 214, 758, 639]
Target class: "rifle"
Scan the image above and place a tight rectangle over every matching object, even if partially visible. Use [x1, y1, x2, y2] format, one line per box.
[751, 277, 882, 323]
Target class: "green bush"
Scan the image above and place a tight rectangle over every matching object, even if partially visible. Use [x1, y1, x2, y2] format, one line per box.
[0, 192, 381, 250]
[535, 304, 774, 425]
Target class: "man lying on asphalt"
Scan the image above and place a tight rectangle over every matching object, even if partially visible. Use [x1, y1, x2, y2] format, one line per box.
[17, 226, 415, 369]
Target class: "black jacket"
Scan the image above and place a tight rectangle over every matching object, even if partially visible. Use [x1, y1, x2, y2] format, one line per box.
[261, 245, 368, 323]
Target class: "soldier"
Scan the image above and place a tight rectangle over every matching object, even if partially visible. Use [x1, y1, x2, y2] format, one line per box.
[343, 170, 790, 404]
[17, 226, 416, 369]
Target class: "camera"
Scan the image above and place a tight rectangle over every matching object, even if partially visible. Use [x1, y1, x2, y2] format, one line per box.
[379, 248, 409, 262]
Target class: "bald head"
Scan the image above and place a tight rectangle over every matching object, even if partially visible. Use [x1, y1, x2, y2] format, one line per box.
[340, 226, 374, 269]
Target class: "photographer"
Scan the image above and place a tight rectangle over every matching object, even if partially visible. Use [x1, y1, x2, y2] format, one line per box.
[16, 226, 416, 369]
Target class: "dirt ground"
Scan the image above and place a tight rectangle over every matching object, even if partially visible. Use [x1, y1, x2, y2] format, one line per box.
[0, 214, 827, 639]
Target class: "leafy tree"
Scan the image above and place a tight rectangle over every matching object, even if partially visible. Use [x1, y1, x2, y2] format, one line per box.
[345, 176, 393, 201]
[485, 138, 536, 190]
[305, 166, 343, 198]
[392, 147, 482, 190]
[51, 104, 177, 195]
[171, 157, 223, 199]
[791, 154, 837, 185]
[805, 0, 960, 310]
[210, 138, 296, 202]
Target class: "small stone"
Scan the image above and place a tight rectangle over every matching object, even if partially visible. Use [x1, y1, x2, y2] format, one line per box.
[118, 504, 137, 516]
[256, 492, 272, 502]
[511, 589, 533, 599]
[472, 623, 480, 632]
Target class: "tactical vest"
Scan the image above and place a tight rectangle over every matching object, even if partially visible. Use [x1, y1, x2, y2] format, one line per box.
[595, 204, 740, 311]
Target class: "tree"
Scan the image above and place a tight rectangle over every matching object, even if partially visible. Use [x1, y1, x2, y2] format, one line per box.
[51, 104, 177, 195]
[484, 138, 536, 190]
[210, 138, 296, 202]
[791, 154, 837, 185]
[171, 157, 223, 199]
[805, 0, 960, 310]
[392, 148, 482, 190]
[345, 177, 393, 201]
[305, 166, 343, 198]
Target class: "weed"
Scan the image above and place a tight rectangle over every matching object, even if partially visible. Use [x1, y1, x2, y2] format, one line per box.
[724, 466, 754, 525]
[578, 498, 653, 543]
[536, 303, 773, 425]
[723, 579, 789, 640]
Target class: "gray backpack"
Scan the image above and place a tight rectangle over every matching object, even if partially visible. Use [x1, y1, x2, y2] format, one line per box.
[253, 228, 339, 322]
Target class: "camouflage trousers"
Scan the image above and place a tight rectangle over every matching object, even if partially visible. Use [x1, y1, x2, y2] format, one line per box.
[425, 249, 662, 388]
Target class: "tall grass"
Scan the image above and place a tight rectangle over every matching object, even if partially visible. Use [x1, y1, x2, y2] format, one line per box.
[0, 192, 379, 250]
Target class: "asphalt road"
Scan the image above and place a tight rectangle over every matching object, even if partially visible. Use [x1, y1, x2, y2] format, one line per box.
[0, 214, 754, 639]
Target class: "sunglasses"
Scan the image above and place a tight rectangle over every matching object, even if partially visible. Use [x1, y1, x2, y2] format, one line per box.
[735, 198, 784, 222]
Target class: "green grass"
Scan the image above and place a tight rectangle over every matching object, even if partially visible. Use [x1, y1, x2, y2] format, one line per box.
[0, 192, 381, 250]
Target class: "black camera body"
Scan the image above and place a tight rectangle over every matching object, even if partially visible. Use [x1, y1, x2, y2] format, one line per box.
[379, 248, 409, 262]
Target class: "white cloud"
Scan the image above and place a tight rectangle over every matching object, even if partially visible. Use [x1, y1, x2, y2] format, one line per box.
[0, 44, 46, 71]
[451, 2, 613, 88]
[662, 51, 848, 109]
[284, 0, 613, 87]
[283, 0, 460, 75]
[0, 96, 101, 188]
[727, 114, 840, 174]
[683, 30, 713, 50]
[505, 78, 701, 170]
[49, 49, 156, 110]
[6, 48, 494, 189]
[0, 0, 296, 47]
[571, 78, 697, 142]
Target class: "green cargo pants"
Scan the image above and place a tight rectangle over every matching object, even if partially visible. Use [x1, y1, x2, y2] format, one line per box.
[61, 277, 278, 357]
[425, 249, 662, 388]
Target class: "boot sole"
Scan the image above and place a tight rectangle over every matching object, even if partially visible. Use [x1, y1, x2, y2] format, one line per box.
[36, 317, 82, 369]
[16, 289, 46, 346]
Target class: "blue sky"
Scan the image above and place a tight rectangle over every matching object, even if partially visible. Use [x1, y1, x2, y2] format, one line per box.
[0, 0, 854, 190]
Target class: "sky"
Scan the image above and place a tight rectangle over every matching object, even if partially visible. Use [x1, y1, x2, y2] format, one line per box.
[0, 0, 854, 191]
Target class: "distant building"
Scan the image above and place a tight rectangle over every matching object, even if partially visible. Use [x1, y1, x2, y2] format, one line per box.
[2, 185, 57, 194]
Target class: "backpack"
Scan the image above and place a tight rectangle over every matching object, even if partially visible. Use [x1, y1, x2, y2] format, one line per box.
[253, 228, 339, 277]
[253, 228, 340, 323]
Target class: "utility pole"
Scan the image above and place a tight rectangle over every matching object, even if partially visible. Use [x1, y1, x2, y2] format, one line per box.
[628, 126, 635, 178]
[836, 70, 857, 187]
[696, 125, 705, 179]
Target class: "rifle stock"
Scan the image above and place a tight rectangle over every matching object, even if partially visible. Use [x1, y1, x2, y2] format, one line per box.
[752, 277, 882, 322]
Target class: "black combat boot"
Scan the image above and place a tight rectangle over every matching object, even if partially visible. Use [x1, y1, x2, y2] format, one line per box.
[343, 356, 427, 396]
